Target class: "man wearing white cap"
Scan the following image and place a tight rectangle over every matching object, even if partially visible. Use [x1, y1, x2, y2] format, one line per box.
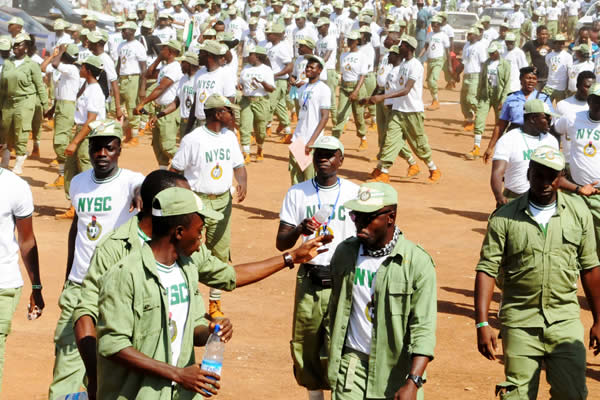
[154, 13, 177, 44]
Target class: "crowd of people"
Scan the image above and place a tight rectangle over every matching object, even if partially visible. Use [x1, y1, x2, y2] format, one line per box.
[2, 0, 600, 399]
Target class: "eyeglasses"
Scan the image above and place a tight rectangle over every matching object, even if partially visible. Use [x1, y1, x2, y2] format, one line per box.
[349, 209, 392, 224]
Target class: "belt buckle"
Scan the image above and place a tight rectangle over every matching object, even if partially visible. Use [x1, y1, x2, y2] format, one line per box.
[208, 194, 217, 200]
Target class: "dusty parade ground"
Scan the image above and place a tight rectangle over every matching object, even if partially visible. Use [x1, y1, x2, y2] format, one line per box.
[4, 83, 600, 400]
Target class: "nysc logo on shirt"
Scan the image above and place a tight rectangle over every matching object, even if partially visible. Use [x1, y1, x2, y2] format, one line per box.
[86, 216, 102, 241]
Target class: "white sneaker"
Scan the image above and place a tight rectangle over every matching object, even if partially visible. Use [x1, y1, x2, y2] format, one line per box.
[0, 146, 9, 169]
[284, 126, 292, 135]
[12, 155, 27, 175]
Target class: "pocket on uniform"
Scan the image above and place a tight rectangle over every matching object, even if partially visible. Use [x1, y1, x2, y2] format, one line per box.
[388, 280, 413, 316]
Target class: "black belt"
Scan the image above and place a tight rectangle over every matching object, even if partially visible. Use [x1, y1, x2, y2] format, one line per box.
[302, 263, 332, 288]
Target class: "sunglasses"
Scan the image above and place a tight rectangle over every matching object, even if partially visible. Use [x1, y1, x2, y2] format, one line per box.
[349, 209, 392, 224]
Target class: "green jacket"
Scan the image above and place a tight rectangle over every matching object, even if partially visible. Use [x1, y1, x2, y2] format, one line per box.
[477, 58, 511, 103]
[327, 234, 437, 399]
[97, 245, 209, 400]
[476, 192, 599, 328]
[73, 215, 237, 325]
[0, 56, 48, 110]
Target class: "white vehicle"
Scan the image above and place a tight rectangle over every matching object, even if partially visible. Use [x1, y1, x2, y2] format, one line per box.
[576, 1, 600, 31]
[446, 11, 479, 51]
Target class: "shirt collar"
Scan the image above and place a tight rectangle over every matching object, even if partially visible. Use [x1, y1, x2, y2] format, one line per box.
[518, 191, 566, 218]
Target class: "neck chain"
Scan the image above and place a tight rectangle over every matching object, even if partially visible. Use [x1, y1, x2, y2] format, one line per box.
[363, 226, 401, 258]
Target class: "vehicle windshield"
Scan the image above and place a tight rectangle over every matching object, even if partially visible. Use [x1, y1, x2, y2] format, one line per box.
[447, 14, 478, 28]
[0, 9, 46, 34]
[480, 8, 512, 19]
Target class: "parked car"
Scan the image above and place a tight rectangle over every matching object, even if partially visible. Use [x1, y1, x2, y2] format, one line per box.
[576, 1, 600, 31]
[446, 11, 479, 52]
[0, 7, 50, 53]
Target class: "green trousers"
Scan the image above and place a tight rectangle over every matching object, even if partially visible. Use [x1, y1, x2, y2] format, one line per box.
[363, 72, 376, 119]
[289, 151, 316, 185]
[427, 57, 445, 99]
[474, 96, 503, 137]
[567, 16, 578, 39]
[460, 73, 479, 121]
[443, 56, 455, 85]
[1, 95, 35, 156]
[380, 111, 432, 169]
[497, 319, 587, 399]
[32, 101, 43, 143]
[64, 126, 91, 198]
[240, 96, 270, 147]
[547, 20, 558, 38]
[270, 79, 290, 128]
[0, 286, 22, 394]
[119, 75, 141, 132]
[326, 70, 339, 127]
[142, 80, 158, 126]
[152, 105, 179, 167]
[376, 104, 413, 163]
[332, 83, 367, 138]
[290, 264, 331, 390]
[197, 191, 233, 263]
[49, 281, 85, 400]
[333, 352, 424, 400]
[54, 100, 76, 163]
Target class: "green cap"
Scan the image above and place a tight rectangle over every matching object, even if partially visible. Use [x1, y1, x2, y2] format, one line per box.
[142, 20, 154, 29]
[439, 11, 447, 19]
[574, 43, 590, 53]
[554, 33, 567, 42]
[203, 28, 217, 36]
[8, 17, 24, 26]
[505, 32, 516, 42]
[297, 37, 316, 49]
[475, 23, 484, 31]
[346, 30, 361, 40]
[158, 12, 170, 19]
[401, 35, 417, 50]
[228, 6, 237, 14]
[216, 31, 234, 42]
[66, 23, 82, 32]
[389, 44, 401, 54]
[468, 27, 479, 35]
[114, 15, 125, 24]
[87, 30, 108, 43]
[430, 15, 442, 24]
[358, 14, 372, 24]
[204, 94, 240, 110]
[530, 145, 565, 172]
[388, 24, 401, 33]
[81, 28, 90, 37]
[0, 36, 11, 51]
[12, 33, 30, 44]
[137, 3, 146, 10]
[523, 99, 559, 117]
[249, 17, 259, 25]
[488, 42, 499, 53]
[306, 54, 325, 69]
[152, 187, 224, 221]
[265, 23, 285, 34]
[158, 39, 183, 52]
[295, 12, 306, 19]
[65, 43, 79, 58]
[310, 135, 344, 155]
[316, 17, 330, 27]
[250, 45, 267, 55]
[80, 55, 104, 69]
[350, 6, 360, 14]
[83, 14, 98, 22]
[363, 9, 374, 16]
[123, 21, 138, 31]
[499, 22, 509, 29]
[177, 51, 199, 66]
[87, 120, 123, 140]
[199, 39, 227, 55]
[589, 82, 600, 96]
[54, 19, 68, 30]
[344, 182, 398, 213]
[127, 12, 138, 20]
[359, 25, 371, 34]
[480, 15, 491, 23]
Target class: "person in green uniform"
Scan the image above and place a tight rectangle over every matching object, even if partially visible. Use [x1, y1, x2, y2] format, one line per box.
[475, 146, 600, 399]
[466, 43, 511, 160]
[328, 182, 437, 400]
[0, 33, 48, 175]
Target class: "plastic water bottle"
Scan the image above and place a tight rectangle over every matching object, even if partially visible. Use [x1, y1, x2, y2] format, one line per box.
[55, 393, 88, 400]
[200, 325, 224, 394]
[304, 204, 333, 236]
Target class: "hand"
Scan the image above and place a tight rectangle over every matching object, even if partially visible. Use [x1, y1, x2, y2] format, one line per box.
[44, 108, 55, 119]
[578, 182, 600, 196]
[495, 196, 508, 208]
[477, 325, 498, 360]
[237, 83, 243, 91]
[349, 91, 359, 101]
[370, 94, 385, 105]
[590, 322, 600, 356]
[236, 183, 247, 203]
[291, 234, 334, 264]
[147, 116, 158, 129]
[288, 76, 296, 85]
[28, 289, 44, 320]
[176, 365, 220, 395]
[298, 217, 320, 236]
[482, 146, 494, 164]
[115, 107, 124, 121]
[129, 191, 142, 213]
[209, 318, 233, 343]
[304, 144, 311, 156]
[394, 380, 418, 400]
[64, 142, 78, 157]
[133, 104, 144, 115]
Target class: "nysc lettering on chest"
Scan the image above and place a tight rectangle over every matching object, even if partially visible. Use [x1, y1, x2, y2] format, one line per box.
[576, 128, 600, 141]
[205, 148, 232, 163]
[77, 196, 113, 213]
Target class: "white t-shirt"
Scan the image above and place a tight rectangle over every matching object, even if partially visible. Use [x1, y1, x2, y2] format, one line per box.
[487, 60, 500, 88]
[393, 57, 424, 113]
[462, 41, 488, 74]
[504, 47, 528, 93]
[75, 83, 106, 125]
[267, 40, 293, 79]
[317, 34, 337, 71]
[0, 168, 34, 289]
[108, 32, 125, 62]
[171, 126, 245, 194]
[546, 6, 561, 20]
[99, 52, 118, 83]
[545, 50, 573, 91]
[239, 63, 275, 97]
[156, 61, 183, 106]
[345, 245, 387, 354]
[227, 16, 249, 41]
[293, 81, 331, 144]
[191, 67, 236, 121]
[118, 40, 148, 75]
[293, 26, 319, 56]
[154, 26, 177, 43]
[359, 43, 376, 73]
[493, 128, 559, 194]
[567, 61, 594, 93]
[481, 28, 499, 47]
[156, 261, 190, 367]
[279, 178, 358, 266]
[508, 10, 525, 28]
[556, 96, 589, 162]
[529, 200, 557, 236]
[177, 74, 196, 119]
[425, 31, 449, 60]
[56, 63, 81, 102]
[69, 168, 144, 283]
[172, 10, 190, 31]
[340, 50, 368, 82]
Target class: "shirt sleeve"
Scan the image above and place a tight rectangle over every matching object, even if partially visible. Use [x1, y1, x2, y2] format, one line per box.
[103, 59, 118, 83]
[554, 115, 569, 135]
[11, 176, 34, 218]
[264, 67, 275, 86]
[281, 45, 293, 64]
[499, 99, 512, 121]
[171, 135, 189, 171]
[230, 133, 245, 168]
[475, 215, 507, 278]
[87, 86, 106, 114]
[222, 70, 237, 98]
[492, 132, 512, 162]
[190, 246, 237, 290]
[164, 63, 183, 84]
[279, 188, 299, 226]
[408, 246, 437, 358]
[136, 42, 148, 62]
[320, 84, 332, 109]
[578, 202, 600, 270]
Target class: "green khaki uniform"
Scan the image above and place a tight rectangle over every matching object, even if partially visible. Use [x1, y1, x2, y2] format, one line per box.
[332, 81, 367, 139]
[474, 59, 511, 138]
[240, 96, 270, 148]
[541, 85, 567, 104]
[32, 99, 43, 143]
[54, 100, 76, 163]
[547, 20, 559, 38]
[63, 126, 92, 198]
[375, 102, 390, 160]
[567, 16, 578, 39]
[380, 111, 432, 169]
[152, 104, 179, 167]
[426, 57, 444, 99]
[289, 151, 316, 186]
[326, 70, 339, 127]
[580, 193, 600, 258]
[97, 246, 210, 400]
[270, 79, 290, 127]
[460, 73, 480, 121]
[476, 192, 599, 399]
[118, 74, 141, 133]
[142, 79, 158, 127]
[197, 192, 233, 263]
[0, 57, 48, 156]
[363, 72, 376, 120]
[88, 0, 103, 11]
[0, 286, 22, 394]
[328, 235, 437, 399]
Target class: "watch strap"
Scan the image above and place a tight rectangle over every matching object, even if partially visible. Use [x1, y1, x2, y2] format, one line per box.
[283, 252, 294, 269]
[406, 374, 426, 388]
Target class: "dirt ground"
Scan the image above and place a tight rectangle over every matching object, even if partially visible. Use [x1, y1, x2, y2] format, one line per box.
[3, 81, 600, 400]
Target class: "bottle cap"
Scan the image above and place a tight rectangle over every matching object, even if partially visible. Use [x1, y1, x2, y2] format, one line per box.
[213, 324, 221, 334]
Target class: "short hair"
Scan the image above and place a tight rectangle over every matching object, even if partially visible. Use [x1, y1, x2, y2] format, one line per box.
[519, 66, 538, 79]
[307, 59, 323, 71]
[151, 213, 195, 238]
[204, 107, 218, 121]
[536, 25, 548, 34]
[140, 170, 187, 213]
[577, 70, 596, 87]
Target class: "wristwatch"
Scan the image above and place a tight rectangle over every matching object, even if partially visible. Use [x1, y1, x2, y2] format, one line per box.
[406, 374, 426, 388]
[283, 252, 294, 269]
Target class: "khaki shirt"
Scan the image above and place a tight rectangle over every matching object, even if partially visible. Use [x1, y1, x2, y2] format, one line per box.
[0, 56, 48, 110]
[73, 215, 237, 325]
[97, 245, 208, 400]
[327, 234, 437, 399]
[476, 192, 599, 328]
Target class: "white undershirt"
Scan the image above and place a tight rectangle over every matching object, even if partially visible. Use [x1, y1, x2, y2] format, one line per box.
[528, 200, 557, 234]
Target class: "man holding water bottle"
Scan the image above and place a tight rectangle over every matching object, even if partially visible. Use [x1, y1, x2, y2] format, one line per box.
[277, 136, 359, 400]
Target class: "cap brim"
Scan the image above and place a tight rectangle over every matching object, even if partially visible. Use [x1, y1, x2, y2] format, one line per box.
[198, 208, 224, 221]
[343, 199, 385, 213]
[530, 158, 564, 172]
[309, 143, 342, 153]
